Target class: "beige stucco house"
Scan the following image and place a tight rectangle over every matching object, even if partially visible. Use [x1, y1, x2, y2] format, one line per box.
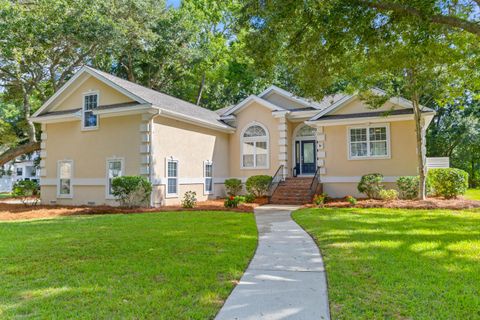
[30, 66, 435, 206]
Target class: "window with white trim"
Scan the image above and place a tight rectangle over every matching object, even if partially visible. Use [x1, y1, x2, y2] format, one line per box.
[348, 125, 390, 159]
[83, 93, 98, 128]
[107, 159, 123, 196]
[204, 161, 213, 194]
[58, 160, 73, 197]
[166, 159, 178, 196]
[241, 124, 269, 168]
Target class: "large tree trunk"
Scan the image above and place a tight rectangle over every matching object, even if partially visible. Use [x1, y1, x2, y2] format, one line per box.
[0, 141, 41, 167]
[412, 94, 427, 200]
[23, 91, 37, 143]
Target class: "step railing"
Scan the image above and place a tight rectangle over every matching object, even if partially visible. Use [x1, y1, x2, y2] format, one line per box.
[267, 165, 285, 198]
[309, 166, 322, 196]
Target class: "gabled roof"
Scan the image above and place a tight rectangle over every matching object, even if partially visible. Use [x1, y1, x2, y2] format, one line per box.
[220, 95, 285, 117]
[32, 66, 233, 132]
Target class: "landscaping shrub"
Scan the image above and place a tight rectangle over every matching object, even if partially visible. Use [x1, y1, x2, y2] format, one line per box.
[379, 189, 399, 201]
[397, 176, 419, 199]
[12, 180, 40, 205]
[181, 191, 197, 208]
[312, 193, 327, 206]
[345, 195, 357, 206]
[357, 173, 384, 199]
[224, 196, 241, 208]
[246, 175, 272, 197]
[111, 176, 152, 208]
[244, 193, 256, 203]
[428, 168, 469, 199]
[224, 178, 242, 196]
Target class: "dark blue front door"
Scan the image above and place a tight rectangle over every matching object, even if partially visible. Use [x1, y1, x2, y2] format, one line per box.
[295, 140, 316, 175]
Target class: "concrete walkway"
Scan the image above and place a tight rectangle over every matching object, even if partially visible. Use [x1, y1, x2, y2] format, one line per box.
[216, 205, 330, 320]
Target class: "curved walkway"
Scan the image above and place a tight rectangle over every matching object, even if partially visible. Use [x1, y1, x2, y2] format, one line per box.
[216, 205, 330, 320]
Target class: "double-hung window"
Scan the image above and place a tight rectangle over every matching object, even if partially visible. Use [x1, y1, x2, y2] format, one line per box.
[57, 160, 73, 198]
[204, 161, 213, 194]
[348, 124, 390, 159]
[241, 124, 269, 169]
[107, 159, 123, 197]
[83, 93, 98, 129]
[166, 158, 178, 197]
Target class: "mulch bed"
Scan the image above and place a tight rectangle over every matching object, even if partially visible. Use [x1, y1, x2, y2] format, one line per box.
[0, 199, 259, 222]
[305, 197, 480, 210]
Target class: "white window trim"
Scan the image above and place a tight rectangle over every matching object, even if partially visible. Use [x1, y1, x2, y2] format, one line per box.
[203, 160, 213, 195]
[347, 123, 391, 160]
[105, 157, 125, 200]
[81, 91, 100, 131]
[240, 121, 270, 170]
[165, 157, 179, 198]
[57, 160, 74, 198]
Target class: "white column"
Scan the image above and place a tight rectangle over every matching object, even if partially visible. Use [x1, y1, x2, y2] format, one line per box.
[278, 116, 288, 179]
[316, 126, 326, 175]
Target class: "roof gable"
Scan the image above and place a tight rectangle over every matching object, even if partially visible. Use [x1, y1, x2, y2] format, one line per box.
[221, 95, 285, 117]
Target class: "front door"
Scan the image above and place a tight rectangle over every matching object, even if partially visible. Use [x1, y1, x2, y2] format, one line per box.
[295, 140, 316, 175]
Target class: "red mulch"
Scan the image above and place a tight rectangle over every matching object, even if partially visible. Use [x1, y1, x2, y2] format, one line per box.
[304, 196, 480, 210]
[0, 199, 258, 222]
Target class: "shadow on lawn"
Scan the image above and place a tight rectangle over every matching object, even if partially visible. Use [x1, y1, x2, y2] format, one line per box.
[296, 208, 480, 319]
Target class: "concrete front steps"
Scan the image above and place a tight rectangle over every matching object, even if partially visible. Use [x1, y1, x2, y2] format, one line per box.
[270, 177, 314, 205]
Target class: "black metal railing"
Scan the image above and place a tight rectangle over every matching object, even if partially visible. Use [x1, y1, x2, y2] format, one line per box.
[309, 166, 322, 195]
[268, 165, 284, 198]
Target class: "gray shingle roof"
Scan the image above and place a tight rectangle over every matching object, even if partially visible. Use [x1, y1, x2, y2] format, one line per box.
[86, 66, 231, 130]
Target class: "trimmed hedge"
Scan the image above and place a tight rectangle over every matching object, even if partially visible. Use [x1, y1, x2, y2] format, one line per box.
[246, 175, 272, 197]
[428, 168, 469, 199]
[111, 176, 152, 207]
[357, 173, 384, 199]
[224, 178, 242, 196]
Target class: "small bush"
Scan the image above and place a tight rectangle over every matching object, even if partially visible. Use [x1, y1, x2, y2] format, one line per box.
[244, 193, 256, 203]
[428, 168, 469, 199]
[246, 175, 272, 197]
[224, 196, 241, 208]
[224, 178, 242, 196]
[345, 195, 357, 206]
[312, 193, 327, 206]
[357, 173, 384, 199]
[397, 176, 419, 199]
[181, 191, 197, 208]
[111, 176, 152, 208]
[12, 180, 40, 205]
[379, 189, 399, 201]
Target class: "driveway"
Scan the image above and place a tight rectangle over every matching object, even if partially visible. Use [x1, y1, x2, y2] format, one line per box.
[216, 205, 330, 320]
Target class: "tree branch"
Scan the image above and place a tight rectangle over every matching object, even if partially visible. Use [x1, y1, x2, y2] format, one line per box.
[0, 142, 41, 167]
[354, 0, 480, 36]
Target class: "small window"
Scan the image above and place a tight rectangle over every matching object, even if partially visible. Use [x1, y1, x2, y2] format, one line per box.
[241, 123, 269, 169]
[58, 160, 73, 197]
[107, 159, 123, 196]
[16, 167, 23, 176]
[83, 93, 98, 129]
[166, 159, 178, 197]
[204, 161, 213, 194]
[348, 125, 389, 159]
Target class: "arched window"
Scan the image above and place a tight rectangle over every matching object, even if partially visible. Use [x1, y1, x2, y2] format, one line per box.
[241, 123, 269, 169]
[296, 125, 316, 138]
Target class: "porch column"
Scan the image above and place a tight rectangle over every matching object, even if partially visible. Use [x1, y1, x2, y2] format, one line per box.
[316, 126, 326, 175]
[277, 115, 288, 179]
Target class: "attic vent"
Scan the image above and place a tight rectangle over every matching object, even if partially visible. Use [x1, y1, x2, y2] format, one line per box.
[87, 201, 96, 206]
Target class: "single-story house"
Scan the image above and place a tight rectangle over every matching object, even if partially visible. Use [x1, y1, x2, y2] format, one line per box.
[30, 66, 435, 206]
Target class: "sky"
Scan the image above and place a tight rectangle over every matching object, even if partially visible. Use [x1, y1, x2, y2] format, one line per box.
[166, 0, 181, 8]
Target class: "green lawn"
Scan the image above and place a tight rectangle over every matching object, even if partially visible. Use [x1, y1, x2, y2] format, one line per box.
[0, 193, 12, 199]
[0, 212, 257, 319]
[293, 208, 480, 320]
[465, 188, 480, 200]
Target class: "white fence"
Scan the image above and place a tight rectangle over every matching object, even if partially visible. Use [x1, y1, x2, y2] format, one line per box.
[426, 157, 450, 170]
[0, 177, 13, 193]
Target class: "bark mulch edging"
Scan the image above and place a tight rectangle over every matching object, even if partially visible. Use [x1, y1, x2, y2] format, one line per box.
[304, 197, 480, 210]
[0, 200, 258, 222]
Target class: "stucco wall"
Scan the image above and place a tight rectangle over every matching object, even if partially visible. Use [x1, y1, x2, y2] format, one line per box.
[52, 75, 134, 112]
[322, 120, 418, 197]
[41, 115, 143, 205]
[229, 101, 280, 178]
[151, 116, 230, 206]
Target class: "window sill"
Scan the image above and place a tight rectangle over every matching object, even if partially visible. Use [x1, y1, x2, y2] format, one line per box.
[165, 194, 178, 199]
[81, 126, 99, 131]
[348, 155, 391, 161]
[57, 195, 73, 199]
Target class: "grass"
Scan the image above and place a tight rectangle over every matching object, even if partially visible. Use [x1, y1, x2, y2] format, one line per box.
[0, 193, 12, 199]
[465, 189, 480, 200]
[293, 208, 480, 320]
[0, 211, 257, 319]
